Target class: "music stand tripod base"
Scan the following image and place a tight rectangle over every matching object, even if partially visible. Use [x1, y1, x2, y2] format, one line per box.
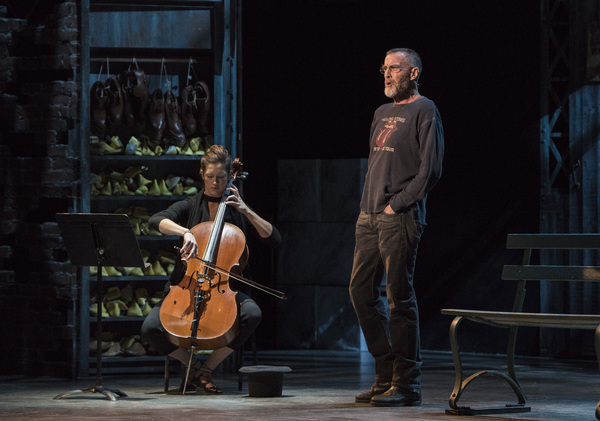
[55, 213, 145, 401]
[54, 385, 127, 401]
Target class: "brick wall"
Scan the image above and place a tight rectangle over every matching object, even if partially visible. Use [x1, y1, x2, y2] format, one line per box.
[0, 1, 80, 377]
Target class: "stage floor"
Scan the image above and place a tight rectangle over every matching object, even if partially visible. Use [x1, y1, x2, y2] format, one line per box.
[0, 350, 598, 421]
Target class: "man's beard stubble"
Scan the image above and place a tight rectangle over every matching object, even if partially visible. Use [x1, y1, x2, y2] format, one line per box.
[384, 74, 412, 99]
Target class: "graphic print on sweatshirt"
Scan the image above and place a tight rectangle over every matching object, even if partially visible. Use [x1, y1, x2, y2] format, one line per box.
[376, 119, 398, 147]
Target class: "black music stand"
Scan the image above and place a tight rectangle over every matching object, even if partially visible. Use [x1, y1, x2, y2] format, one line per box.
[54, 213, 145, 401]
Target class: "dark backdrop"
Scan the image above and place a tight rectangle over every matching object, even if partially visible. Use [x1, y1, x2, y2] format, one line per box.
[240, 1, 542, 354]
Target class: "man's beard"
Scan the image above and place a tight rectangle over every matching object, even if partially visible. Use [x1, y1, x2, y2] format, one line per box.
[384, 76, 411, 99]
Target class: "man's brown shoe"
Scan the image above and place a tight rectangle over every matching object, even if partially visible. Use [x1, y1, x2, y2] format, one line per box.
[354, 380, 391, 403]
[370, 386, 422, 406]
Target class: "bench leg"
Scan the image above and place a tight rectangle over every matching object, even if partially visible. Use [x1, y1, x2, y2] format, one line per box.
[447, 316, 465, 408]
[446, 316, 529, 415]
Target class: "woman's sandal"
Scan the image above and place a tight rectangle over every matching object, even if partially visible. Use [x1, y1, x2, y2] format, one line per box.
[183, 360, 222, 394]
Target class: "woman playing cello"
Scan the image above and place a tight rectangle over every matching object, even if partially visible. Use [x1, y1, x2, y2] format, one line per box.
[141, 145, 282, 394]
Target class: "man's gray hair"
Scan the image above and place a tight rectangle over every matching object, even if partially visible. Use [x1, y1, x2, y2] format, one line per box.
[386, 48, 422, 82]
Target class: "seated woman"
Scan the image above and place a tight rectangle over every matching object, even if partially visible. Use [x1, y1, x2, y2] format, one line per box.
[141, 145, 281, 393]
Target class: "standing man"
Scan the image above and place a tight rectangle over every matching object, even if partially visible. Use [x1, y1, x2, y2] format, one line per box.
[349, 48, 444, 407]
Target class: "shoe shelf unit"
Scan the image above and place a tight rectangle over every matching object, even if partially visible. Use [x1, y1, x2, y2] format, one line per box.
[77, 0, 241, 377]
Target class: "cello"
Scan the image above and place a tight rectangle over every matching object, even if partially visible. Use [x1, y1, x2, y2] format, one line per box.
[159, 159, 246, 351]
[159, 159, 286, 353]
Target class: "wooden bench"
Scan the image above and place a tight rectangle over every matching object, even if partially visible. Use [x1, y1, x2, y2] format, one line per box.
[441, 233, 600, 419]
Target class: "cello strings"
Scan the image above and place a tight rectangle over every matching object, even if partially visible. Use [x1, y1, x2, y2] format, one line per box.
[184, 254, 286, 300]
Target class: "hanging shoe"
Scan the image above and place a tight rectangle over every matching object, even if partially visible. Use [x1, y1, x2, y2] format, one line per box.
[181, 85, 198, 138]
[105, 77, 124, 134]
[119, 70, 137, 136]
[194, 81, 211, 136]
[147, 88, 165, 144]
[132, 68, 149, 126]
[164, 90, 186, 148]
[90, 81, 108, 138]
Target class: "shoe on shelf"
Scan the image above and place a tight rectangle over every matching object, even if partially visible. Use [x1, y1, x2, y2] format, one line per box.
[126, 301, 143, 317]
[152, 260, 167, 276]
[125, 136, 141, 155]
[148, 179, 161, 196]
[105, 286, 121, 301]
[101, 341, 123, 357]
[370, 386, 421, 407]
[90, 302, 109, 318]
[120, 284, 134, 302]
[172, 183, 184, 195]
[106, 300, 121, 317]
